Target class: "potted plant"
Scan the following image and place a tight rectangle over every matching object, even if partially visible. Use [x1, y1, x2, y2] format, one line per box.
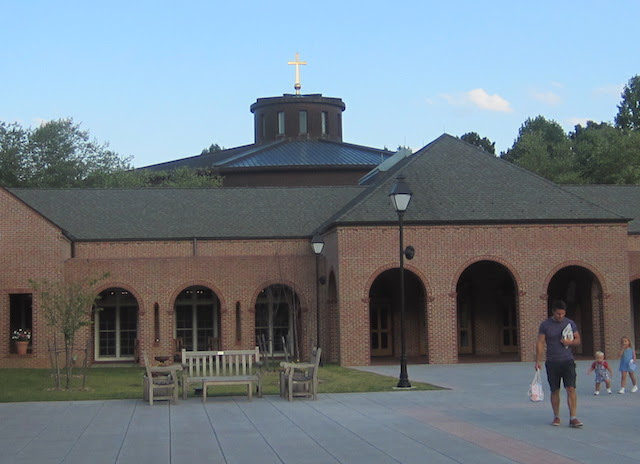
[12, 329, 31, 355]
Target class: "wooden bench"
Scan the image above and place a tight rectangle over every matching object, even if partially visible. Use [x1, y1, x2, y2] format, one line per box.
[181, 347, 262, 402]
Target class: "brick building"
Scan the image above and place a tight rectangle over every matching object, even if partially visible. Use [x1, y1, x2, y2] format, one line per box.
[2, 91, 639, 368]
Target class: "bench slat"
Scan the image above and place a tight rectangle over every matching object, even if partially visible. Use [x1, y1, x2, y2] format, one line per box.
[181, 347, 261, 401]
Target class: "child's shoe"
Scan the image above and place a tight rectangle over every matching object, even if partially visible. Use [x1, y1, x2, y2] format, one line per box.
[607, 388, 612, 394]
[631, 385, 638, 393]
[619, 388, 625, 394]
[594, 391, 599, 395]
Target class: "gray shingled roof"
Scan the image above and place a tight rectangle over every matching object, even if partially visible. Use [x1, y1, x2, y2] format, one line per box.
[564, 185, 640, 234]
[139, 140, 392, 171]
[323, 135, 627, 227]
[8, 135, 632, 243]
[9, 186, 365, 241]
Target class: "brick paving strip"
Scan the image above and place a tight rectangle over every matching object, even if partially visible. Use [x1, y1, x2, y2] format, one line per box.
[403, 408, 581, 464]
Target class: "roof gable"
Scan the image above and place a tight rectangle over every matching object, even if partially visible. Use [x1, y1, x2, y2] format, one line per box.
[329, 135, 625, 226]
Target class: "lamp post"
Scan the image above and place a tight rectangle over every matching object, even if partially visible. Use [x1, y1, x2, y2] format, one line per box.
[311, 235, 325, 365]
[389, 175, 413, 389]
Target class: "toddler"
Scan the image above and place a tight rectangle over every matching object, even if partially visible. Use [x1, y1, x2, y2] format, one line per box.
[587, 351, 612, 395]
[618, 336, 638, 393]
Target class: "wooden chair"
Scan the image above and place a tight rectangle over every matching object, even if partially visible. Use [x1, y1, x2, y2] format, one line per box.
[142, 352, 178, 405]
[280, 347, 322, 401]
[173, 338, 184, 362]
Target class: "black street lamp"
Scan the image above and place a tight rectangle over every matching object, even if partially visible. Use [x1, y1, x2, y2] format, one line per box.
[311, 235, 325, 365]
[389, 175, 413, 389]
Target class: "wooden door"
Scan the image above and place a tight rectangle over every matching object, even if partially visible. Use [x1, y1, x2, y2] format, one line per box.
[371, 303, 392, 356]
[457, 302, 473, 354]
[500, 303, 518, 353]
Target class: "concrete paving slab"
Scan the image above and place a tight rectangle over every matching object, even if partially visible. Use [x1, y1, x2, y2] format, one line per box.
[1, 361, 639, 463]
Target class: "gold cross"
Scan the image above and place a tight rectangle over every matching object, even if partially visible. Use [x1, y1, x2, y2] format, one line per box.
[287, 52, 307, 95]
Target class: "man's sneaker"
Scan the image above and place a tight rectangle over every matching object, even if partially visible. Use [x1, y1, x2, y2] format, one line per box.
[569, 418, 583, 428]
[619, 388, 625, 394]
[607, 389, 612, 394]
[594, 391, 599, 395]
[551, 417, 560, 426]
[631, 385, 638, 393]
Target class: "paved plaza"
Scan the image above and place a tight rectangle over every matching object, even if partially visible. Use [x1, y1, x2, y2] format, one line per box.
[1, 360, 639, 464]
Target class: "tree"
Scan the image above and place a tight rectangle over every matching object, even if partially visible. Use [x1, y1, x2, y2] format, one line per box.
[90, 166, 224, 188]
[0, 122, 28, 186]
[572, 121, 640, 184]
[30, 274, 108, 390]
[501, 116, 580, 183]
[0, 118, 132, 187]
[502, 116, 569, 162]
[26, 119, 132, 187]
[615, 75, 640, 132]
[460, 132, 496, 154]
[200, 143, 224, 156]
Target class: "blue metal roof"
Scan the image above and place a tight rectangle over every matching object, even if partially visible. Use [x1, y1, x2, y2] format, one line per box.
[138, 140, 392, 171]
[220, 140, 390, 168]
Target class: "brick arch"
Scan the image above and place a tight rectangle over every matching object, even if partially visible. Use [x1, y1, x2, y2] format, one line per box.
[169, 281, 226, 314]
[249, 279, 309, 314]
[542, 260, 608, 297]
[629, 274, 640, 283]
[450, 255, 523, 296]
[95, 282, 144, 315]
[363, 262, 432, 302]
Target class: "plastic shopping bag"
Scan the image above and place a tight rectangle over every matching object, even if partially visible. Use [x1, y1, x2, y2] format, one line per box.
[528, 369, 544, 402]
[629, 360, 637, 372]
[562, 323, 574, 349]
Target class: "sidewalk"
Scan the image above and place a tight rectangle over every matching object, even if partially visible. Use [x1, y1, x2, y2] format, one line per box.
[0, 361, 638, 464]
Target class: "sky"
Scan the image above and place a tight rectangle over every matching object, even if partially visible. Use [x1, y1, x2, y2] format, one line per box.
[1, 1, 638, 168]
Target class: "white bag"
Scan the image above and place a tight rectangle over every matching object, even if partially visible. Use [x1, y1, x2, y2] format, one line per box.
[528, 369, 544, 402]
[562, 323, 574, 349]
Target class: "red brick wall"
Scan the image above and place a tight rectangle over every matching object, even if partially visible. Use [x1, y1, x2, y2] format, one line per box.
[1, 186, 634, 369]
[333, 223, 630, 366]
[0, 189, 70, 367]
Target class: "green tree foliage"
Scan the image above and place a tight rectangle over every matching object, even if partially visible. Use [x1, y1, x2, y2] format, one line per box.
[200, 143, 224, 156]
[30, 274, 108, 390]
[89, 166, 224, 188]
[571, 121, 640, 184]
[615, 75, 640, 132]
[460, 132, 496, 154]
[0, 122, 28, 186]
[0, 118, 132, 187]
[501, 116, 580, 183]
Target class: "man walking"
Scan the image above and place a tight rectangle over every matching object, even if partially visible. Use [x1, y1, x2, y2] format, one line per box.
[535, 300, 583, 428]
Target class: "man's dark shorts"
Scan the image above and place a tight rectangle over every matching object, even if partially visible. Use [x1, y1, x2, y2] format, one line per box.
[545, 360, 577, 392]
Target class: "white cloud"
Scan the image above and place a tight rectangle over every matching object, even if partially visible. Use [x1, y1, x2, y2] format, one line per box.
[466, 88, 513, 113]
[531, 91, 561, 105]
[594, 84, 624, 97]
[439, 89, 513, 113]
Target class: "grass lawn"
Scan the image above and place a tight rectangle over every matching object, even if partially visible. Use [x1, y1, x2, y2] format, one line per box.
[0, 364, 442, 403]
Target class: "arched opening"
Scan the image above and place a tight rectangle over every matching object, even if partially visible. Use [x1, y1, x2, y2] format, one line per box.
[255, 284, 301, 358]
[174, 286, 221, 351]
[456, 261, 518, 360]
[368, 269, 426, 361]
[95, 288, 138, 361]
[547, 266, 602, 357]
[631, 279, 640, 351]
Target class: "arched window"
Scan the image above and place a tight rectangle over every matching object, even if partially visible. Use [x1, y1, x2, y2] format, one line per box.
[255, 284, 299, 356]
[175, 286, 220, 351]
[95, 288, 138, 360]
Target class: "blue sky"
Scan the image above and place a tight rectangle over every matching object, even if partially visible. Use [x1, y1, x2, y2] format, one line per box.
[2, 1, 638, 167]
